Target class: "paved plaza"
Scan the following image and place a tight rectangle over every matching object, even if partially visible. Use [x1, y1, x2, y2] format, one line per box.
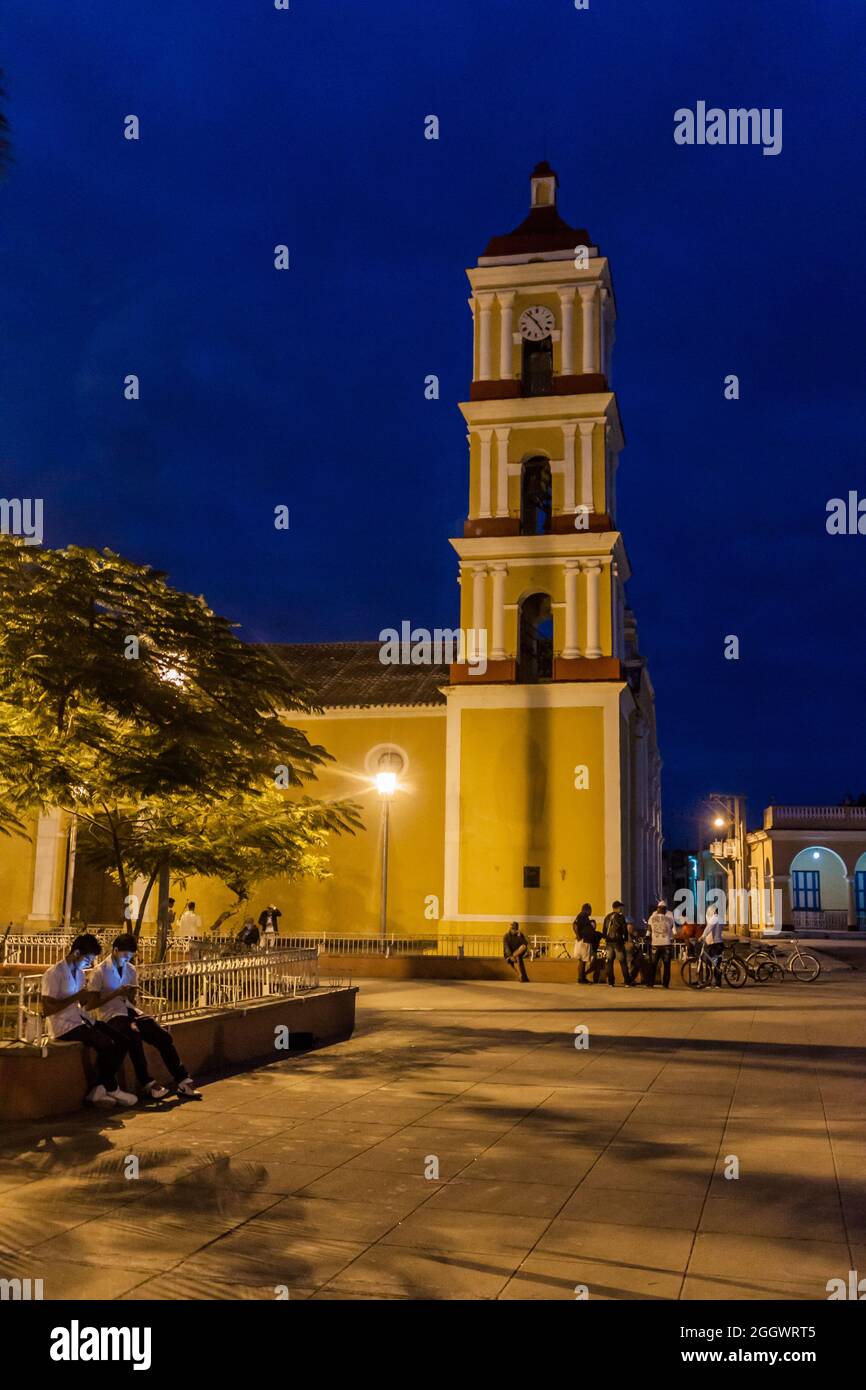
[1, 969, 865, 1300]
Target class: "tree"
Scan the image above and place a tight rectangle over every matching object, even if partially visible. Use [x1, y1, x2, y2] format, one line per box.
[0, 537, 360, 939]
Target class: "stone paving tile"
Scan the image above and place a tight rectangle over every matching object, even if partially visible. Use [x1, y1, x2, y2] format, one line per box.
[424, 1177, 573, 1219]
[500, 1253, 682, 1301]
[680, 1274, 821, 1300]
[297, 1167, 444, 1215]
[173, 1157, 334, 1195]
[535, 1215, 694, 1272]
[698, 1181, 847, 1243]
[380, 1207, 549, 1257]
[455, 1149, 599, 1189]
[686, 1231, 851, 1291]
[560, 1185, 706, 1230]
[316, 1245, 519, 1300]
[176, 1232, 368, 1289]
[120, 1271, 311, 1300]
[0, 1249, 157, 1300]
[26, 1212, 226, 1273]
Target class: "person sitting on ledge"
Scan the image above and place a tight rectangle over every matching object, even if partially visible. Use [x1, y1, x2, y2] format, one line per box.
[88, 934, 200, 1101]
[40, 933, 137, 1109]
[503, 921, 530, 982]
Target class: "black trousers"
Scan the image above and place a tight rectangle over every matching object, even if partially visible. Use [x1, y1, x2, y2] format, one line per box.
[651, 945, 672, 987]
[57, 1021, 128, 1092]
[606, 945, 630, 985]
[105, 1012, 187, 1085]
[506, 947, 529, 981]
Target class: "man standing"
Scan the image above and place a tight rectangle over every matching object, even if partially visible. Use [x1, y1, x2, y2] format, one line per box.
[602, 901, 633, 987]
[574, 904, 600, 985]
[89, 934, 200, 1099]
[258, 904, 282, 937]
[40, 934, 137, 1109]
[177, 901, 202, 934]
[701, 902, 724, 987]
[503, 921, 530, 982]
[648, 901, 676, 988]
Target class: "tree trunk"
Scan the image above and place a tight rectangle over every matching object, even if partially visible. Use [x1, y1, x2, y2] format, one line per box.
[133, 865, 159, 940]
[155, 855, 171, 962]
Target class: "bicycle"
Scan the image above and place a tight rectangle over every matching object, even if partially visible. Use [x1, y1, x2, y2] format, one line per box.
[744, 941, 821, 984]
[682, 941, 748, 990]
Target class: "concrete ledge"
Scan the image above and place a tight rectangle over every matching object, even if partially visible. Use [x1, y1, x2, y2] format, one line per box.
[0, 987, 356, 1121]
[320, 952, 689, 987]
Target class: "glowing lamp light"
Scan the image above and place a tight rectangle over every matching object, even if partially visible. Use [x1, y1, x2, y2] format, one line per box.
[713, 816, 726, 829]
[375, 770, 398, 798]
[812, 851, 821, 860]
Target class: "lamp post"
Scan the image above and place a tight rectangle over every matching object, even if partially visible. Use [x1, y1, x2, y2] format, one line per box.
[375, 755, 401, 940]
[707, 793, 748, 928]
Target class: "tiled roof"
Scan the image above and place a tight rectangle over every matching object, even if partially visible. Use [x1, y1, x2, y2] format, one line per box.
[267, 642, 448, 709]
[483, 204, 593, 259]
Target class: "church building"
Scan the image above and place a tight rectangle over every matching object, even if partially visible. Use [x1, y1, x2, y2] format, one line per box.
[1, 166, 663, 943]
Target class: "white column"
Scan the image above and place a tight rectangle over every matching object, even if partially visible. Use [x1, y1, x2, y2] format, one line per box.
[584, 561, 602, 658]
[558, 287, 576, 375]
[561, 422, 577, 514]
[472, 566, 487, 634]
[578, 421, 595, 513]
[579, 285, 599, 374]
[563, 561, 581, 658]
[494, 427, 510, 516]
[497, 292, 515, 380]
[28, 809, 65, 923]
[491, 564, 508, 659]
[478, 428, 493, 517]
[846, 876, 857, 929]
[477, 293, 494, 381]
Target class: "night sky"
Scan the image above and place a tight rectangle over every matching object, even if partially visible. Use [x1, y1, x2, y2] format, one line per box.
[2, 0, 864, 844]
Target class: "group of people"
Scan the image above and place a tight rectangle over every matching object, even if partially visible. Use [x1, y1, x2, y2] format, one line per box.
[574, 899, 725, 988]
[502, 898, 725, 988]
[235, 904, 282, 948]
[40, 933, 200, 1108]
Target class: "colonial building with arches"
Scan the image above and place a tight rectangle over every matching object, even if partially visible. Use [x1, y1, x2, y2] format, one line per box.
[747, 805, 866, 931]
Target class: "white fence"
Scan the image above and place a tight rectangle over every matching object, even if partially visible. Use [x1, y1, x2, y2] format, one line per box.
[0, 932, 299, 968]
[0, 948, 322, 1044]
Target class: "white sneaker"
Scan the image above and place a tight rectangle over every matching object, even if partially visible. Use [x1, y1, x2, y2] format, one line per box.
[176, 1078, 201, 1098]
[143, 1081, 170, 1100]
[111, 1087, 139, 1107]
[86, 1084, 117, 1108]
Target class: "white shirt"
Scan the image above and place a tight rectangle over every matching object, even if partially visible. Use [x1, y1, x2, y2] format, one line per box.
[88, 956, 141, 1022]
[40, 959, 94, 1039]
[701, 910, 724, 945]
[177, 910, 202, 933]
[649, 911, 675, 946]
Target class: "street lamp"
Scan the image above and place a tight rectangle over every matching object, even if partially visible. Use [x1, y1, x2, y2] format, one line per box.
[375, 751, 403, 939]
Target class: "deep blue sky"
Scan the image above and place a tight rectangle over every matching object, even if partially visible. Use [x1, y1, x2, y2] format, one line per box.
[2, 0, 865, 844]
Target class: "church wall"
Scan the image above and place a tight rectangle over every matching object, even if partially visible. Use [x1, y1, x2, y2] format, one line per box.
[444, 685, 623, 934]
[177, 708, 447, 939]
[0, 812, 41, 926]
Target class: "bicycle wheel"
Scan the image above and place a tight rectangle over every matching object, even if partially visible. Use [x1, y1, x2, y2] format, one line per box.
[723, 956, 748, 988]
[789, 952, 821, 983]
[756, 960, 784, 983]
[682, 958, 707, 989]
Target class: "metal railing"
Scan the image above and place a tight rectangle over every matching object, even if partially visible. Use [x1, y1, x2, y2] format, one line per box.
[285, 934, 578, 959]
[0, 932, 302, 967]
[0, 948, 323, 1044]
[792, 910, 850, 931]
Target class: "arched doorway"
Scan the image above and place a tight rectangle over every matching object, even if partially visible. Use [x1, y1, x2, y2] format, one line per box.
[519, 457, 552, 536]
[854, 851, 866, 927]
[517, 592, 553, 683]
[522, 336, 553, 396]
[789, 846, 848, 929]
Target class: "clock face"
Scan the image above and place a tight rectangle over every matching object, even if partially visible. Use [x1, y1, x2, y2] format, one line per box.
[519, 304, 555, 342]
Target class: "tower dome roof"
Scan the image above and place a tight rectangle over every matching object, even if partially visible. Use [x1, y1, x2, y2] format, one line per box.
[482, 163, 593, 260]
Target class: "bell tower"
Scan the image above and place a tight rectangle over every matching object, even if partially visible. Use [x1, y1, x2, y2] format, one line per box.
[442, 165, 662, 936]
[451, 161, 626, 684]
